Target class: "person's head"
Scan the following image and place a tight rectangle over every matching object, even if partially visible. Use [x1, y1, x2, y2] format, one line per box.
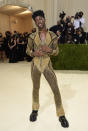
[5, 31, 11, 37]
[32, 10, 46, 30]
[79, 11, 84, 18]
[76, 27, 84, 35]
[75, 12, 79, 19]
[57, 20, 61, 25]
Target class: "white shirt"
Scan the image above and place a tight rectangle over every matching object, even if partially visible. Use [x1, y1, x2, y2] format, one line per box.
[73, 19, 80, 29]
[79, 17, 85, 28]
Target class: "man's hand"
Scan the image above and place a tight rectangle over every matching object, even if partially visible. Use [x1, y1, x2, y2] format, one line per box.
[33, 50, 45, 57]
[41, 45, 52, 53]
[33, 45, 52, 57]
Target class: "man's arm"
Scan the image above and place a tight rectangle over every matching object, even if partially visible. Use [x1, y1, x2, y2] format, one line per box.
[50, 37, 59, 56]
[26, 38, 34, 57]
[44, 37, 59, 56]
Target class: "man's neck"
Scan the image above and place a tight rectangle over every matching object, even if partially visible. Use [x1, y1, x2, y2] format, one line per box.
[38, 27, 47, 33]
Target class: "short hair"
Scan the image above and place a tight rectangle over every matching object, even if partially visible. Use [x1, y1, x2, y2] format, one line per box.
[32, 10, 45, 21]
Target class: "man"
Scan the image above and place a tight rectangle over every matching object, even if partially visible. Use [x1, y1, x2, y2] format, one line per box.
[26, 10, 69, 128]
[79, 11, 85, 28]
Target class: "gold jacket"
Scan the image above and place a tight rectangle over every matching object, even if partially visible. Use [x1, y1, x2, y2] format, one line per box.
[26, 30, 59, 72]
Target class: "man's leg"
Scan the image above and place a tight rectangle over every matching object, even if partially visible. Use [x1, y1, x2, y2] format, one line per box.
[30, 64, 41, 122]
[43, 67, 69, 127]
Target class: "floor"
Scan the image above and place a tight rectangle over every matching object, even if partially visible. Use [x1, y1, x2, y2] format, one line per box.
[0, 61, 88, 131]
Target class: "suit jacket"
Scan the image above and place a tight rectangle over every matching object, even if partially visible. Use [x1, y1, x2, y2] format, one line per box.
[26, 30, 59, 72]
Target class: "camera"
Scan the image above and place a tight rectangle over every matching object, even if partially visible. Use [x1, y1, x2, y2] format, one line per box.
[59, 11, 66, 19]
[78, 11, 83, 18]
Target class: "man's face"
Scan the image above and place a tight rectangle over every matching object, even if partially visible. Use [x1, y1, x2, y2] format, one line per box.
[35, 16, 45, 29]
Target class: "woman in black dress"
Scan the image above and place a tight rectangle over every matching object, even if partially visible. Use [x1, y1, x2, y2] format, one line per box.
[8, 36, 17, 63]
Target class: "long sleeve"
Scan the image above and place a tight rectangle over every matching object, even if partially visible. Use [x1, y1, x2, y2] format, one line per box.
[49, 37, 59, 56]
[26, 37, 34, 57]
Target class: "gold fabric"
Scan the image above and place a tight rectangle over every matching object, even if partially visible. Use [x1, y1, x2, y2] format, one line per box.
[26, 30, 59, 73]
[33, 31, 52, 72]
[26, 30, 65, 117]
[33, 57, 50, 72]
[31, 61, 65, 117]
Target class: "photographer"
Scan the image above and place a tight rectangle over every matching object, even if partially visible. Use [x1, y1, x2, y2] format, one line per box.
[79, 11, 85, 28]
[73, 27, 86, 44]
[49, 21, 63, 34]
[56, 30, 65, 44]
[59, 11, 66, 32]
[73, 12, 80, 29]
[65, 22, 74, 43]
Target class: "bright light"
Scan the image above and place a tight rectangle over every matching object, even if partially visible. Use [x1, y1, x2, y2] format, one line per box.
[5, 5, 22, 10]
[10, 6, 22, 9]
[17, 10, 32, 15]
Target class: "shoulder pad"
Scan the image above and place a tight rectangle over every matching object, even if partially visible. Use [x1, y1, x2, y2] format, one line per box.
[49, 31, 57, 40]
[29, 32, 36, 40]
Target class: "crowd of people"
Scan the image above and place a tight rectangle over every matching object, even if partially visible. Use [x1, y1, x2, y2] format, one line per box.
[0, 31, 32, 63]
[0, 11, 88, 63]
[50, 11, 88, 44]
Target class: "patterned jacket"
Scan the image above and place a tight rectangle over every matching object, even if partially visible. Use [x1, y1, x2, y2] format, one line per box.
[26, 30, 59, 72]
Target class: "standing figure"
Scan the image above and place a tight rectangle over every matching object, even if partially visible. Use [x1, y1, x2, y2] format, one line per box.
[8, 36, 17, 63]
[26, 10, 69, 128]
[0, 33, 6, 62]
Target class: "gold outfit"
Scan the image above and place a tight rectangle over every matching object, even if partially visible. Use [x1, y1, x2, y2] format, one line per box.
[26, 30, 65, 117]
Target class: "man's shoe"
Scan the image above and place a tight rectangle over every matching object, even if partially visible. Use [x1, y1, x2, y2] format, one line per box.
[30, 110, 38, 122]
[59, 116, 69, 128]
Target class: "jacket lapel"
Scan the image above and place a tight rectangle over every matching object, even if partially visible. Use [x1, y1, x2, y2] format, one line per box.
[34, 33, 41, 46]
[34, 30, 56, 46]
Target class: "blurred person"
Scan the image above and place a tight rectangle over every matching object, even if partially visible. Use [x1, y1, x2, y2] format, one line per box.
[4, 31, 11, 58]
[86, 32, 88, 44]
[0, 33, 5, 62]
[73, 12, 80, 29]
[16, 34, 24, 61]
[8, 35, 17, 63]
[79, 11, 85, 28]
[65, 22, 74, 43]
[56, 30, 65, 44]
[23, 32, 28, 58]
[73, 27, 86, 44]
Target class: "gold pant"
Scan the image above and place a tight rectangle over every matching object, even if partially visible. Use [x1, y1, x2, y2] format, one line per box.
[31, 62, 65, 117]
